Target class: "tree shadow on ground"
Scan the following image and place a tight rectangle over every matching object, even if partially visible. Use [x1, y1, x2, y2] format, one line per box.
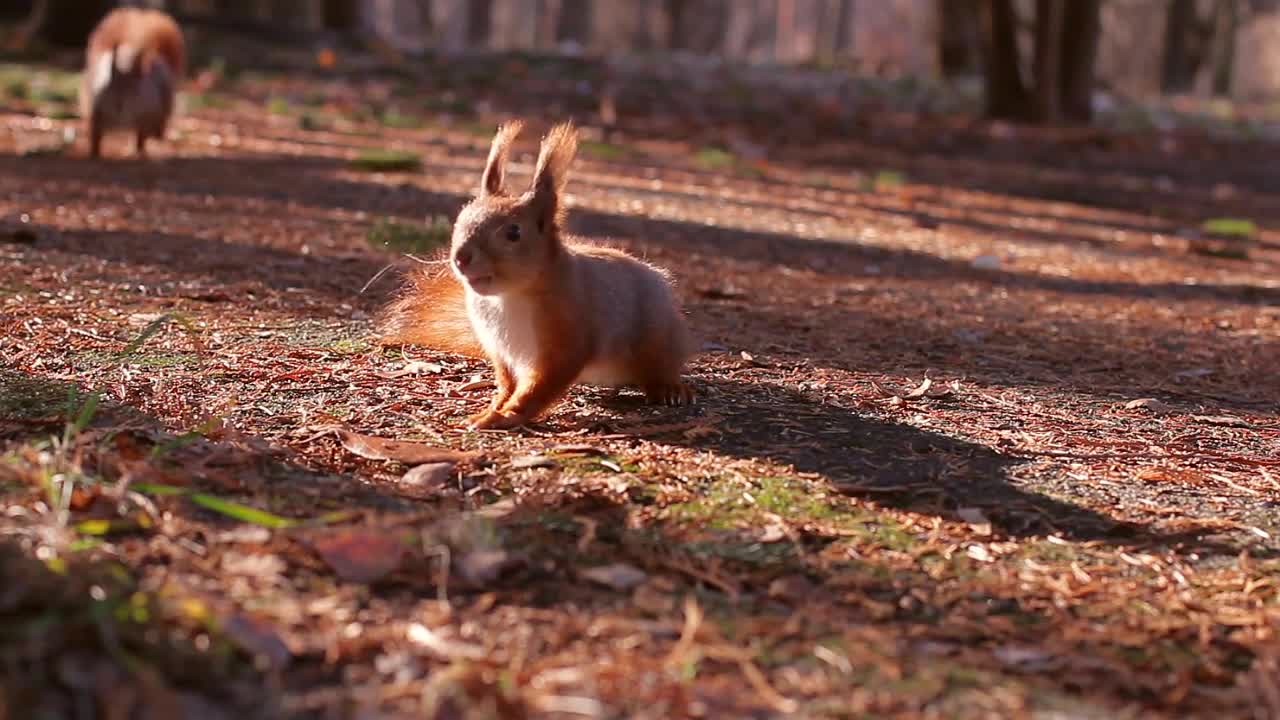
[573, 376, 1270, 559]
[0, 365, 1263, 717]
[6, 149, 1276, 418]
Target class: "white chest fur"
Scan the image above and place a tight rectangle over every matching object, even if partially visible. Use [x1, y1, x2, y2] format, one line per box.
[467, 293, 540, 373]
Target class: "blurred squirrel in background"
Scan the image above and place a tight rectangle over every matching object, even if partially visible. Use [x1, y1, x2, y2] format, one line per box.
[380, 121, 696, 430]
[80, 8, 185, 158]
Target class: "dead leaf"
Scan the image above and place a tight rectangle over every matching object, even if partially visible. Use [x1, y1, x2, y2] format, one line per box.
[993, 645, 1059, 672]
[511, 455, 557, 470]
[903, 378, 933, 400]
[966, 544, 994, 563]
[458, 377, 495, 392]
[221, 613, 291, 669]
[632, 583, 675, 615]
[456, 549, 515, 585]
[472, 497, 518, 519]
[767, 575, 813, 602]
[338, 429, 479, 465]
[970, 254, 1001, 270]
[312, 528, 406, 583]
[382, 360, 444, 378]
[1192, 414, 1255, 429]
[407, 622, 487, 660]
[1126, 398, 1172, 414]
[1174, 367, 1215, 379]
[582, 563, 647, 591]
[956, 507, 994, 537]
[757, 522, 788, 543]
[549, 444, 607, 456]
[399, 462, 454, 492]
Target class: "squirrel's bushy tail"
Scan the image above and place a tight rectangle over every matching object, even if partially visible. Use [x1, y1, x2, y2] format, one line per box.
[377, 264, 483, 358]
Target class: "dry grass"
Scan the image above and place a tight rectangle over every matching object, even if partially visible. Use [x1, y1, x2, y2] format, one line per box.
[1, 43, 1279, 720]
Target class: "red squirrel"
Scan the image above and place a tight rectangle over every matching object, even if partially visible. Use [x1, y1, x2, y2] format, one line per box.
[80, 8, 185, 159]
[380, 121, 696, 430]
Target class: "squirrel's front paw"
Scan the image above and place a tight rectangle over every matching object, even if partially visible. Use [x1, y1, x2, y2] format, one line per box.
[466, 410, 527, 431]
[645, 382, 696, 407]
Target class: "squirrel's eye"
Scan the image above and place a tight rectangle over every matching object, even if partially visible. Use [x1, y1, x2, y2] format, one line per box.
[504, 224, 521, 242]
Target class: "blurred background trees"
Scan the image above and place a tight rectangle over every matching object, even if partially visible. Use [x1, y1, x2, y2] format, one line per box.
[6, 0, 1280, 124]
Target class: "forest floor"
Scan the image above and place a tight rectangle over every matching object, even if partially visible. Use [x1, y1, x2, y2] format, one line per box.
[1, 42, 1280, 720]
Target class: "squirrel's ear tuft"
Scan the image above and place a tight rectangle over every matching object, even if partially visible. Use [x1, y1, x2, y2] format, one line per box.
[480, 120, 524, 196]
[530, 122, 578, 232]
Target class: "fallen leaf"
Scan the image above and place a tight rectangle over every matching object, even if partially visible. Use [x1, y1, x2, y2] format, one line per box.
[407, 622, 487, 660]
[312, 528, 406, 583]
[549, 444, 607, 456]
[221, 613, 291, 669]
[699, 286, 747, 300]
[632, 583, 675, 614]
[582, 563, 647, 591]
[903, 378, 933, 400]
[1174, 367, 1214, 379]
[1126, 398, 1172, 414]
[993, 645, 1059, 672]
[757, 522, 788, 543]
[458, 377, 495, 392]
[456, 549, 515, 585]
[382, 360, 444, 378]
[767, 575, 813, 602]
[511, 455, 557, 470]
[1191, 414, 1255, 429]
[400, 462, 454, 489]
[956, 508, 994, 536]
[966, 544, 994, 563]
[338, 429, 479, 464]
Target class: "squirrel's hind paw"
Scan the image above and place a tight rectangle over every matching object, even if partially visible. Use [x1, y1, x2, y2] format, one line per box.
[644, 382, 695, 407]
[467, 410, 528, 431]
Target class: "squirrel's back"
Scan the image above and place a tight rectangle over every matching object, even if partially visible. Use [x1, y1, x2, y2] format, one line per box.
[85, 8, 185, 78]
[566, 242, 694, 372]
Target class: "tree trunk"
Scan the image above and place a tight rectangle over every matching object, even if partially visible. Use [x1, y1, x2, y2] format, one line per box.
[1209, 0, 1238, 96]
[33, 0, 114, 47]
[466, 0, 492, 48]
[665, 0, 690, 50]
[1032, 0, 1065, 122]
[1058, 0, 1101, 122]
[1162, 0, 1201, 92]
[979, 0, 1031, 120]
[939, 0, 979, 76]
[833, 0, 854, 55]
[776, 0, 795, 61]
[747, 0, 778, 60]
[556, 0, 591, 46]
[322, 0, 359, 31]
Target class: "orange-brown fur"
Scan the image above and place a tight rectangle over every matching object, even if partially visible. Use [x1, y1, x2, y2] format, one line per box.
[378, 260, 485, 358]
[81, 8, 185, 158]
[379, 121, 695, 430]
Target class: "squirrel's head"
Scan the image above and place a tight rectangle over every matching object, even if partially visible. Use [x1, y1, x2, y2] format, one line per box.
[449, 120, 577, 296]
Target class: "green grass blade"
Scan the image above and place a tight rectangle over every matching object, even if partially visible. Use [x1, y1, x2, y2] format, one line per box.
[132, 483, 191, 496]
[117, 314, 174, 359]
[189, 493, 296, 529]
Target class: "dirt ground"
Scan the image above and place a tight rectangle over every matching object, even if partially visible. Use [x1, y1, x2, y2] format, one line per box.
[1, 47, 1279, 719]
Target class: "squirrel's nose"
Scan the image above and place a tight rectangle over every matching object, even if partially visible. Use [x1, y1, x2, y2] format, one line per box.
[454, 249, 473, 271]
